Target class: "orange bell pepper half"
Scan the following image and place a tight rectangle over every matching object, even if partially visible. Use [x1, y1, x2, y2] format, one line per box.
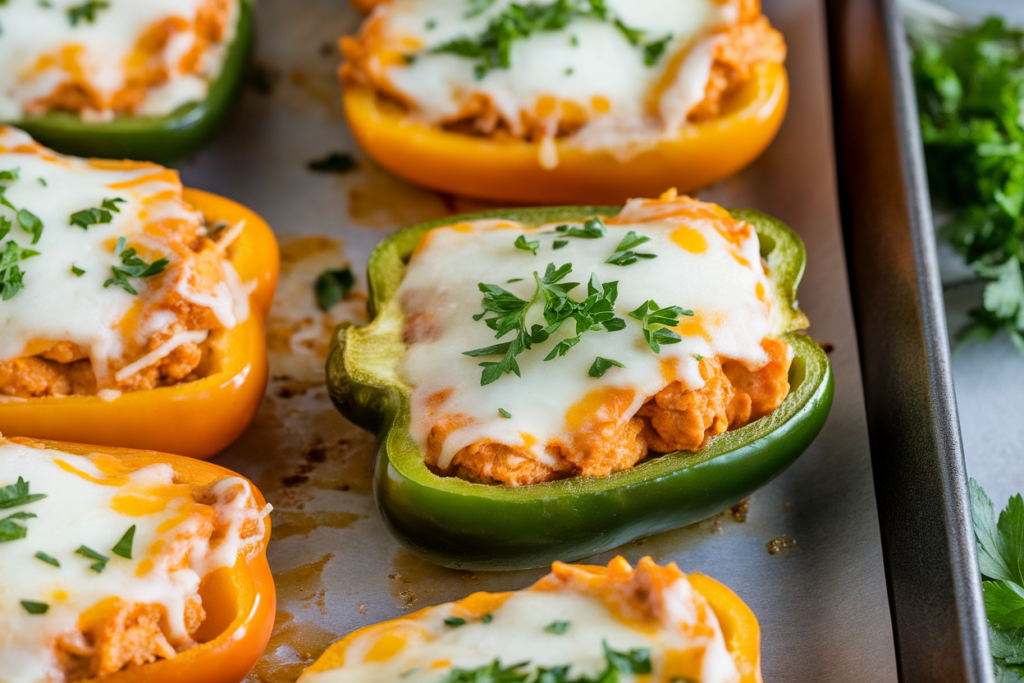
[343, 62, 788, 205]
[301, 556, 762, 682]
[0, 189, 280, 460]
[8, 436, 276, 683]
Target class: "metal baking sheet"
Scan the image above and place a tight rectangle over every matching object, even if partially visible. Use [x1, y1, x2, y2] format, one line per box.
[175, 0, 899, 680]
[826, 0, 991, 680]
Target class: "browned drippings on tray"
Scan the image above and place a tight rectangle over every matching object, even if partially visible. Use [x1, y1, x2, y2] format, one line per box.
[275, 553, 335, 616]
[246, 610, 339, 683]
[346, 161, 496, 228]
[271, 510, 363, 541]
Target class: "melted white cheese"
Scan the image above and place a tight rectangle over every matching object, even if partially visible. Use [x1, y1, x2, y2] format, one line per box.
[298, 577, 737, 683]
[366, 0, 737, 157]
[0, 126, 245, 388]
[0, 440, 267, 683]
[0, 0, 239, 121]
[398, 203, 774, 468]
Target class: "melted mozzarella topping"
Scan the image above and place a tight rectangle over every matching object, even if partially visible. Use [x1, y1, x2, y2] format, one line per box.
[364, 0, 736, 156]
[0, 0, 239, 121]
[0, 440, 268, 683]
[0, 126, 246, 388]
[398, 197, 774, 469]
[298, 564, 738, 683]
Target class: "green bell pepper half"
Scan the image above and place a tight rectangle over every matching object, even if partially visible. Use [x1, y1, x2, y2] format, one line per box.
[7, 0, 254, 164]
[326, 206, 834, 571]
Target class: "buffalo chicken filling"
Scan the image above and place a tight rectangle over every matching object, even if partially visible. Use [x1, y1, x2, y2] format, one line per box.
[398, 191, 793, 486]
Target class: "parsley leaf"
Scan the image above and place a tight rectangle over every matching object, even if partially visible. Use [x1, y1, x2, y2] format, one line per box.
[629, 300, 691, 353]
[71, 264, 85, 277]
[0, 512, 37, 543]
[35, 551, 60, 567]
[440, 659, 530, 683]
[0, 240, 40, 301]
[103, 237, 169, 295]
[20, 600, 48, 615]
[76, 545, 109, 573]
[315, 267, 355, 311]
[482, 613, 493, 623]
[544, 620, 570, 634]
[606, 230, 656, 266]
[643, 34, 673, 66]
[588, 356, 624, 377]
[70, 198, 124, 230]
[552, 239, 568, 250]
[67, 0, 109, 26]
[514, 235, 540, 255]
[16, 209, 42, 244]
[444, 616, 467, 627]
[0, 476, 47, 509]
[498, 408, 512, 418]
[112, 525, 135, 559]
[552, 217, 607, 239]
[0, 168, 19, 182]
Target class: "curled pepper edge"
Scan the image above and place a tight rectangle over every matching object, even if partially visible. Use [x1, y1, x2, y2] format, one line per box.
[325, 206, 834, 570]
[342, 62, 788, 205]
[7, 0, 255, 165]
[300, 559, 761, 683]
[0, 188, 280, 461]
[4, 435, 276, 683]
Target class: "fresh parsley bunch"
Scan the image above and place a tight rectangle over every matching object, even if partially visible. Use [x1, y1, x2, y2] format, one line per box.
[970, 479, 1024, 679]
[911, 17, 1024, 352]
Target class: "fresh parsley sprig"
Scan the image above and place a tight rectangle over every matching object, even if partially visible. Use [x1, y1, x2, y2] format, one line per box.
[103, 237, 169, 295]
[911, 17, 1024, 352]
[970, 479, 1024, 679]
[514, 234, 540, 255]
[628, 300, 691, 353]
[0, 476, 47, 509]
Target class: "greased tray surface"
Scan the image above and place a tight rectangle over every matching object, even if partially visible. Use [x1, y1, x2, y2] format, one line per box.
[176, 0, 899, 680]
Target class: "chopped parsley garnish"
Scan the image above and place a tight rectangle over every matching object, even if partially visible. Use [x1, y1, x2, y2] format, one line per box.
[20, 600, 48, 615]
[551, 217, 607, 239]
[426, 19, 437, 29]
[433, 0, 670, 78]
[629, 300, 691, 353]
[507, 278, 523, 283]
[76, 545, 109, 573]
[0, 168, 19, 183]
[565, 67, 574, 76]
[464, 266, 625, 385]
[911, 17, 1024, 352]
[437, 641, 650, 682]
[111, 525, 135, 559]
[643, 34, 673, 66]
[482, 613, 494, 623]
[70, 197, 124, 229]
[35, 551, 60, 567]
[67, 0, 109, 26]
[0, 476, 47, 509]
[0, 512, 37, 543]
[552, 239, 568, 250]
[514, 235, 540, 255]
[16, 209, 43, 244]
[970, 479, 1024, 678]
[71, 264, 85, 277]
[38, 178, 47, 186]
[606, 230, 656, 266]
[0, 240, 39, 301]
[103, 237, 169, 295]
[694, 354, 703, 361]
[307, 152, 358, 173]
[544, 620, 571, 634]
[315, 267, 356, 311]
[444, 616, 468, 628]
[588, 356, 624, 377]
[498, 408, 512, 418]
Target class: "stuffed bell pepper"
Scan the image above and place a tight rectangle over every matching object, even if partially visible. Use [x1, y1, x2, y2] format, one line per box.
[0, 0, 254, 163]
[339, 0, 788, 204]
[0, 126, 279, 459]
[0, 435, 275, 683]
[297, 555, 761, 683]
[327, 190, 833, 570]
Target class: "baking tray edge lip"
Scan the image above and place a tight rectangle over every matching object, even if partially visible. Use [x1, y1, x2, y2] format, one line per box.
[825, 0, 993, 679]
